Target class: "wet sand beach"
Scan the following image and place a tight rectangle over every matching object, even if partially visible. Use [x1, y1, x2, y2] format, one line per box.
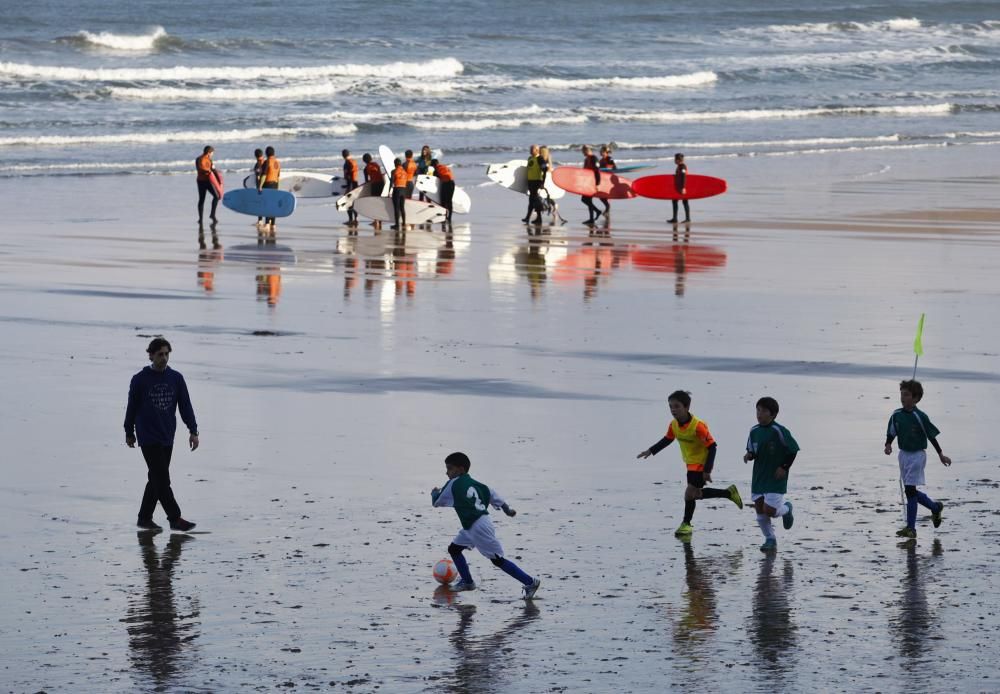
[2, 145, 1000, 692]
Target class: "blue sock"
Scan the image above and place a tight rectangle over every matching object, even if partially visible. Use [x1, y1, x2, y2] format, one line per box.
[906, 496, 918, 528]
[496, 558, 533, 586]
[916, 491, 937, 510]
[451, 551, 473, 583]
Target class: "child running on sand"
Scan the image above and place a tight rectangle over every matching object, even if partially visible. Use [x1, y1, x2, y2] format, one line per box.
[431, 452, 541, 599]
[637, 390, 743, 537]
[885, 379, 951, 539]
[744, 397, 799, 552]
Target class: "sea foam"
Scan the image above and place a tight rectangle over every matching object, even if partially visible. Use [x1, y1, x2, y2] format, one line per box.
[76, 26, 168, 51]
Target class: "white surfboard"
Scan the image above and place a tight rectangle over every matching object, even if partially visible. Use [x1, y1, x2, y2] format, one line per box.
[241, 170, 342, 198]
[335, 181, 378, 212]
[378, 145, 396, 197]
[486, 159, 565, 200]
[413, 175, 472, 214]
[353, 196, 448, 225]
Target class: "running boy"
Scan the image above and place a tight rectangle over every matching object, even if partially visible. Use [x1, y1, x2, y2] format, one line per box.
[637, 390, 743, 537]
[744, 397, 799, 552]
[431, 452, 541, 599]
[885, 379, 951, 539]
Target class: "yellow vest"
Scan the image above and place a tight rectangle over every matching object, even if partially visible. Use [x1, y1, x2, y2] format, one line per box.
[669, 415, 711, 471]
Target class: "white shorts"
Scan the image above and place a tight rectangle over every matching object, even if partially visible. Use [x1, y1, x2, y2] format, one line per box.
[452, 515, 505, 560]
[751, 493, 786, 512]
[898, 449, 926, 486]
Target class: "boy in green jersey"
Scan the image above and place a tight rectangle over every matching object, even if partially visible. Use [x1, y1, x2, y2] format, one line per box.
[431, 452, 541, 599]
[744, 397, 799, 552]
[885, 379, 952, 539]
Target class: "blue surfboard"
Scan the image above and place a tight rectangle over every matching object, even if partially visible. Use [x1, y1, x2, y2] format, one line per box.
[222, 188, 297, 218]
[600, 164, 654, 174]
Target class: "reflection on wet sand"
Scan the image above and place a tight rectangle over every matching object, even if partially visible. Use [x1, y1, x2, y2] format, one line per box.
[197, 225, 222, 293]
[432, 586, 541, 692]
[123, 533, 200, 691]
[891, 539, 943, 678]
[748, 553, 796, 683]
[629, 226, 727, 297]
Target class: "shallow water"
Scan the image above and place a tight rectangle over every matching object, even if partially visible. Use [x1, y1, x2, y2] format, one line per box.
[2, 145, 1000, 692]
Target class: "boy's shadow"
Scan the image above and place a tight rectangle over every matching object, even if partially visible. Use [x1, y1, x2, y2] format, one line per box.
[891, 539, 943, 664]
[748, 553, 796, 681]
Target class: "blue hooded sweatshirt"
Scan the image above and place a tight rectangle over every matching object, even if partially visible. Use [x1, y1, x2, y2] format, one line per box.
[124, 366, 198, 447]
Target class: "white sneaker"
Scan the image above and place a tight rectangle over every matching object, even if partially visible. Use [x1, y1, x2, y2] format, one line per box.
[523, 578, 541, 599]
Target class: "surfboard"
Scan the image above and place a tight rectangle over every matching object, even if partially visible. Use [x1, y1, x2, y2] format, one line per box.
[413, 175, 472, 214]
[378, 145, 396, 197]
[631, 174, 727, 200]
[210, 169, 224, 199]
[335, 181, 376, 212]
[222, 188, 297, 218]
[551, 167, 637, 200]
[241, 170, 341, 198]
[600, 164, 653, 174]
[353, 196, 448, 225]
[485, 160, 565, 200]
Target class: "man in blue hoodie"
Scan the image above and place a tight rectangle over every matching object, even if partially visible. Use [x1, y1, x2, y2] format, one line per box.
[124, 338, 199, 532]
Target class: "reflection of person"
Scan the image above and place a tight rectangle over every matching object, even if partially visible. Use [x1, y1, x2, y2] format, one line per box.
[672, 542, 720, 650]
[885, 379, 951, 539]
[195, 145, 219, 225]
[431, 158, 455, 224]
[744, 397, 799, 552]
[523, 144, 545, 225]
[892, 539, 941, 664]
[673, 224, 690, 297]
[124, 338, 199, 532]
[257, 146, 281, 231]
[431, 452, 541, 599]
[126, 532, 199, 690]
[668, 153, 691, 224]
[580, 145, 602, 225]
[638, 390, 743, 537]
[342, 149, 359, 226]
[748, 553, 796, 677]
[196, 230, 222, 293]
[515, 239, 547, 300]
[256, 264, 281, 306]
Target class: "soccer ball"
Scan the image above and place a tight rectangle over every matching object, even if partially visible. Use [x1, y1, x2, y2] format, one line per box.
[432, 558, 458, 584]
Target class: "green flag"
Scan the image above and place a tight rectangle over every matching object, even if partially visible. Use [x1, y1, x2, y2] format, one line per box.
[913, 313, 925, 357]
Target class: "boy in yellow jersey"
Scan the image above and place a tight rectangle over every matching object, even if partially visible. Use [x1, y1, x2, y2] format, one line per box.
[637, 390, 743, 537]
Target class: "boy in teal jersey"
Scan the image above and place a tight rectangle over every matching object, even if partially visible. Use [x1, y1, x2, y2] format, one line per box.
[885, 379, 951, 539]
[431, 452, 541, 599]
[744, 397, 799, 552]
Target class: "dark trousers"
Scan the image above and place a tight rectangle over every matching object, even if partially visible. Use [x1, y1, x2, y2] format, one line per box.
[138, 445, 182, 522]
[672, 198, 690, 221]
[440, 180, 455, 222]
[392, 187, 407, 227]
[526, 181, 544, 219]
[197, 180, 219, 221]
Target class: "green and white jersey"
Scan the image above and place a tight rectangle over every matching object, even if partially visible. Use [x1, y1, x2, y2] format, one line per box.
[887, 407, 940, 452]
[431, 473, 507, 530]
[746, 422, 800, 495]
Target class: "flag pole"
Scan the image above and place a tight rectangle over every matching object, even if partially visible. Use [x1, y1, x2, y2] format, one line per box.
[901, 314, 926, 526]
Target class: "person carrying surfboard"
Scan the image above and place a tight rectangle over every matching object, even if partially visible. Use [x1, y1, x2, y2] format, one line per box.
[252, 148, 266, 225]
[598, 146, 616, 219]
[580, 145, 602, 225]
[196, 145, 220, 225]
[416, 145, 434, 202]
[362, 153, 384, 229]
[668, 153, 690, 224]
[257, 146, 281, 232]
[403, 150, 419, 199]
[390, 158, 409, 231]
[431, 158, 455, 225]
[342, 149, 359, 226]
[538, 146, 566, 225]
[523, 145, 546, 225]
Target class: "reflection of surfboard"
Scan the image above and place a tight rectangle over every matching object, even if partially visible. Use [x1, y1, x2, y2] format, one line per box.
[378, 145, 395, 197]
[224, 243, 297, 265]
[485, 160, 565, 199]
[630, 244, 727, 272]
[551, 167, 636, 199]
[241, 170, 341, 198]
[335, 181, 375, 212]
[631, 174, 727, 200]
[600, 164, 653, 174]
[353, 196, 447, 224]
[414, 175, 472, 214]
[222, 188, 297, 218]
[210, 170, 224, 199]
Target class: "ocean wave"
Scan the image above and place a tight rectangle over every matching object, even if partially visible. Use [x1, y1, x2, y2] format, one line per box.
[74, 26, 168, 51]
[409, 115, 588, 131]
[0, 57, 464, 82]
[0, 124, 357, 148]
[290, 104, 548, 122]
[532, 71, 717, 90]
[762, 18, 923, 35]
[590, 103, 954, 123]
[611, 135, 903, 150]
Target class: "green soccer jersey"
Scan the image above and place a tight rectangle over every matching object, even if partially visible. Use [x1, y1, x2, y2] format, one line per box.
[746, 422, 800, 494]
[432, 473, 493, 530]
[887, 407, 939, 452]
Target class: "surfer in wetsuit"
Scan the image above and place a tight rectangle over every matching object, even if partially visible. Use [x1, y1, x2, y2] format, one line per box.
[668, 153, 690, 224]
[362, 153, 384, 229]
[432, 158, 455, 225]
[196, 145, 219, 225]
[342, 149, 359, 226]
[581, 145, 602, 225]
[404, 149, 419, 198]
[390, 158, 408, 231]
[257, 146, 281, 232]
[252, 148, 265, 224]
[598, 145, 615, 218]
[523, 144, 546, 225]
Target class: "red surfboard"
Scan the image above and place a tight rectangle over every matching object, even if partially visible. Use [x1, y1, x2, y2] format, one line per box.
[551, 167, 636, 199]
[210, 169, 224, 199]
[631, 174, 726, 200]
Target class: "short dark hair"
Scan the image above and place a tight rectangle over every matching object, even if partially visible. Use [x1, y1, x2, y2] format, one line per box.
[254, 148, 263, 157]
[265, 146, 275, 156]
[899, 379, 923, 402]
[430, 159, 439, 167]
[667, 390, 691, 408]
[203, 145, 213, 154]
[445, 451, 471, 471]
[362, 153, 372, 162]
[405, 149, 413, 157]
[342, 149, 350, 157]
[756, 397, 779, 417]
[675, 152, 684, 161]
[147, 337, 171, 355]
